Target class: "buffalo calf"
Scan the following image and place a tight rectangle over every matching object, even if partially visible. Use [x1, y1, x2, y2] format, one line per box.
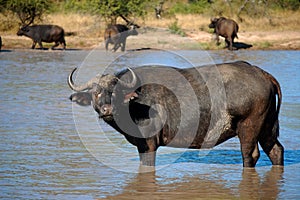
[104, 24, 138, 52]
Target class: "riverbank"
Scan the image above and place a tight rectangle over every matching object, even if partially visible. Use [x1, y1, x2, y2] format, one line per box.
[1, 12, 299, 51]
[2, 28, 299, 51]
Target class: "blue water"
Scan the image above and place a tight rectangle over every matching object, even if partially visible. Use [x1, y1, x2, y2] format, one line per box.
[0, 49, 299, 199]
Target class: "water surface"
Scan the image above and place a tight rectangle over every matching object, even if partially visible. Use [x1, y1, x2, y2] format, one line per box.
[0, 49, 299, 199]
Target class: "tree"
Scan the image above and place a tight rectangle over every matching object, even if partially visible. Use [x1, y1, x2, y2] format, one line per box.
[97, 0, 149, 25]
[3, 0, 50, 25]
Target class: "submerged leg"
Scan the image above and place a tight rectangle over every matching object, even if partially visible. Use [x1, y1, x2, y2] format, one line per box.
[260, 139, 284, 165]
[259, 119, 284, 166]
[238, 118, 262, 167]
[240, 141, 260, 167]
[139, 151, 156, 166]
[137, 138, 158, 166]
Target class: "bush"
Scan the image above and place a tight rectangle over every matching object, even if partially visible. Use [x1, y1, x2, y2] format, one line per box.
[168, 20, 186, 37]
[3, 0, 51, 25]
[169, 0, 210, 15]
[272, 0, 300, 10]
[61, 0, 99, 13]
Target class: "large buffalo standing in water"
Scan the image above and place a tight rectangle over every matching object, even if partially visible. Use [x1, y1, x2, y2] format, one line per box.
[104, 24, 139, 52]
[209, 17, 239, 50]
[17, 25, 66, 50]
[68, 61, 284, 167]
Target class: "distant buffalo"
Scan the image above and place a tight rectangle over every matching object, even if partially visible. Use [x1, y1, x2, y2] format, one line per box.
[209, 17, 239, 50]
[104, 24, 139, 52]
[17, 25, 66, 50]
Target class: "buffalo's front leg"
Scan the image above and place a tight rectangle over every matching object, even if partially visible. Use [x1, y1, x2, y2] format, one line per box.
[121, 41, 126, 51]
[139, 151, 156, 166]
[215, 34, 220, 45]
[137, 139, 158, 166]
[112, 43, 121, 52]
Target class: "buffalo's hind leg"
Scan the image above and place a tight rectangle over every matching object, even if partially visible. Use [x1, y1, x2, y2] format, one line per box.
[238, 118, 262, 167]
[240, 140, 260, 167]
[51, 42, 59, 50]
[61, 39, 66, 50]
[226, 37, 234, 50]
[37, 40, 44, 49]
[105, 41, 109, 51]
[259, 123, 284, 165]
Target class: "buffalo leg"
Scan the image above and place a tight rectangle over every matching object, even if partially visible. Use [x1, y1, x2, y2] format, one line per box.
[51, 42, 59, 50]
[61, 40, 66, 50]
[139, 151, 156, 166]
[226, 37, 233, 50]
[105, 40, 110, 51]
[240, 141, 260, 167]
[113, 43, 121, 52]
[121, 41, 126, 52]
[259, 116, 284, 165]
[260, 140, 284, 165]
[238, 118, 262, 167]
[37, 41, 43, 49]
[215, 34, 220, 45]
[31, 41, 37, 49]
[61, 38, 66, 50]
[259, 137, 284, 165]
[137, 139, 158, 166]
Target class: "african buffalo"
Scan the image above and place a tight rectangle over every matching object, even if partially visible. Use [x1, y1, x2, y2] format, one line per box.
[68, 61, 283, 167]
[104, 24, 138, 52]
[209, 17, 239, 50]
[17, 25, 66, 50]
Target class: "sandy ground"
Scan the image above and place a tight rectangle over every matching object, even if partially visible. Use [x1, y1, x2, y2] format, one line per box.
[1, 27, 300, 51]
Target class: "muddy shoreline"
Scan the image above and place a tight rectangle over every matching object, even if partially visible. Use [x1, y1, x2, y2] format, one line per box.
[1, 27, 299, 51]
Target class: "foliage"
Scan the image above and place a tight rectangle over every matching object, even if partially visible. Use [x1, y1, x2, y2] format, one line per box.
[2, 0, 51, 25]
[209, 0, 299, 21]
[62, 0, 99, 13]
[168, 20, 186, 37]
[168, 0, 210, 14]
[96, 0, 149, 24]
[271, 0, 300, 10]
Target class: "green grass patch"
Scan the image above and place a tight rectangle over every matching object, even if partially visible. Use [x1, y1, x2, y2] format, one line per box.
[168, 20, 186, 37]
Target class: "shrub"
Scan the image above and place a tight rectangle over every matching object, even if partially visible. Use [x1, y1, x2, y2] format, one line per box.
[168, 20, 186, 37]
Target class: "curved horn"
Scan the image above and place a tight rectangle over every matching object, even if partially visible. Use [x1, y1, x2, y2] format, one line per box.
[118, 68, 137, 88]
[68, 68, 99, 92]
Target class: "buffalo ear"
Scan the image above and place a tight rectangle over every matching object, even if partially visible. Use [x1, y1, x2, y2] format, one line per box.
[124, 91, 138, 103]
[69, 92, 92, 106]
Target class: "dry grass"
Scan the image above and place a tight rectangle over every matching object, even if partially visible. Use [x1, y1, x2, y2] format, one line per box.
[143, 10, 300, 32]
[143, 14, 210, 32]
[0, 11, 299, 50]
[46, 13, 105, 37]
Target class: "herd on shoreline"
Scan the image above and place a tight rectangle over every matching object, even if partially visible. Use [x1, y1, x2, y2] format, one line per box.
[1, 16, 299, 52]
